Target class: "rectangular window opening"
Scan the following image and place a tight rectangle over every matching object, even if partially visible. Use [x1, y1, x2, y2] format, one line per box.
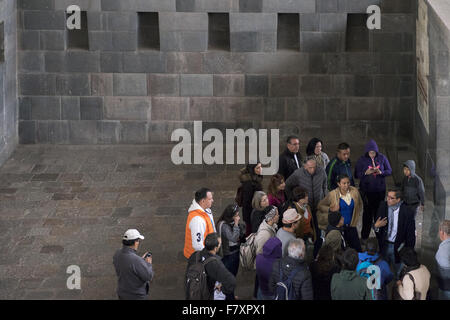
[208, 13, 230, 51]
[346, 14, 369, 52]
[0, 21, 5, 62]
[138, 12, 160, 50]
[278, 13, 300, 51]
[66, 11, 89, 50]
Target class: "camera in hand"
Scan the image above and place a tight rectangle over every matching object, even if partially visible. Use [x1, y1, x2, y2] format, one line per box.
[144, 252, 152, 259]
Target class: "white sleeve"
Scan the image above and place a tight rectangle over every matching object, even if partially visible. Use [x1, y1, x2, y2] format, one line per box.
[190, 216, 207, 251]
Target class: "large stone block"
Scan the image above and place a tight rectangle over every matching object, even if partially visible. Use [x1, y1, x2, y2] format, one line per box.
[319, 14, 347, 32]
[262, 0, 315, 12]
[189, 97, 222, 121]
[39, 31, 65, 50]
[119, 121, 148, 144]
[230, 32, 276, 52]
[374, 76, 401, 97]
[104, 97, 151, 120]
[68, 120, 98, 144]
[239, 0, 263, 12]
[113, 74, 147, 96]
[380, 0, 415, 13]
[61, 97, 80, 120]
[302, 98, 326, 121]
[270, 75, 299, 97]
[19, 51, 44, 72]
[344, 53, 380, 74]
[23, 10, 65, 30]
[380, 53, 415, 74]
[324, 98, 347, 121]
[299, 75, 333, 97]
[91, 74, 113, 96]
[160, 12, 208, 31]
[230, 13, 276, 32]
[245, 53, 309, 74]
[100, 52, 123, 73]
[347, 98, 383, 120]
[151, 97, 189, 120]
[180, 74, 213, 96]
[112, 32, 138, 51]
[89, 32, 114, 51]
[317, 0, 338, 12]
[30, 96, 61, 120]
[223, 97, 264, 121]
[44, 52, 100, 73]
[372, 33, 406, 52]
[55, 0, 102, 11]
[213, 75, 244, 97]
[166, 52, 203, 73]
[105, 12, 137, 31]
[245, 74, 268, 97]
[337, 0, 381, 13]
[20, 31, 40, 50]
[97, 121, 120, 144]
[203, 52, 246, 73]
[264, 98, 284, 121]
[160, 31, 208, 52]
[19, 121, 36, 144]
[123, 52, 166, 73]
[300, 32, 343, 52]
[19, 74, 56, 96]
[80, 97, 104, 120]
[19, 97, 32, 120]
[19, 0, 55, 10]
[148, 74, 180, 96]
[56, 74, 90, 96]
[176, 0, 196, 12]
[300, 14, 320, 32]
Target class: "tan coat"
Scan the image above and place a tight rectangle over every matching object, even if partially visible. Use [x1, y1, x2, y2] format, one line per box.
[317, 186, 363, 230]
[397, 265, 431, 300]
[254, 219, 277, 256]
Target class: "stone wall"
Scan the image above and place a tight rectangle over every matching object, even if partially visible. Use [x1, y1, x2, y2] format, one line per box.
[416, 0, 450, 219]
[17, 0, 416, 147]
[0, 0, 17, 166]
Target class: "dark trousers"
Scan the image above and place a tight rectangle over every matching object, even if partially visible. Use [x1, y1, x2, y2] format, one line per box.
[361, 190, 385, 239]
[222, 250, 239, 300]
[343, 225, 362, 252]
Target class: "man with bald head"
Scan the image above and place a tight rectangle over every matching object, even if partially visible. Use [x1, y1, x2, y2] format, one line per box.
[285, 159, 328, 258]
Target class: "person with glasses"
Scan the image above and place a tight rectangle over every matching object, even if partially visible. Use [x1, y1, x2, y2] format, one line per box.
[373, 187, 416, 279]
[216, 204, 246, 277]
[278, 135, 303, 181]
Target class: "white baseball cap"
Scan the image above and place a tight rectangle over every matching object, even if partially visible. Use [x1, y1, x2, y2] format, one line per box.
[123, 229, 145, 241]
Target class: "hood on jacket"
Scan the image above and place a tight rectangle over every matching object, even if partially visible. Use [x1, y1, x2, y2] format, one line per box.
[262, 237, 282, 259]
[306, 138, 323, 157]
[358, 252, 380, 263]
[364, 139, 379, 155]
[188, 199, 207, 214]
[403, 160, 417, 177]
[336, 269, 359, 281]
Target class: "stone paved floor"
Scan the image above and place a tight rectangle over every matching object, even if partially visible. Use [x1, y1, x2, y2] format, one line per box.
[0, 144, 440, 299]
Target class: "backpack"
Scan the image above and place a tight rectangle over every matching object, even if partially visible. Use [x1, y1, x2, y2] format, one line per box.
[357, 256, 382, 300]
[274, 262, 302, 300]
[235, 185, 244, 207]
[185, 251, 217, 300]
[239, 232, 257, 270]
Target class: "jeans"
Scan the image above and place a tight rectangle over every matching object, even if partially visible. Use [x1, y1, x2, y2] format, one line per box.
[382, 242, 403, 279]
[439, 289, 450, 300]
[222, 250, 240, 277]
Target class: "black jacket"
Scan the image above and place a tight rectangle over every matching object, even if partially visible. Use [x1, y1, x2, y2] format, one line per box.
[375, 202, 416, 264]
[309, 261, 340, 300]
[186, 249, 236, 299]
[239, 168, 263, 225]
[251, 209, 266, 234]
[278, 148, 302, 181]
[269, 256, 313, 300]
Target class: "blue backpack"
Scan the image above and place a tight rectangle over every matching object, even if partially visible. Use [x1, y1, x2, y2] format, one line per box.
[357, 257, 381, 300]
[274, 263, 302, 300]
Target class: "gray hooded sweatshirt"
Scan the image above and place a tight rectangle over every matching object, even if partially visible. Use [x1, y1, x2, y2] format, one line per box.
[401, 160, 425, 206]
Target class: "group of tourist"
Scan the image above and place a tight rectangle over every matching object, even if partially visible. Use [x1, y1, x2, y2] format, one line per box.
[112, 136, 450, 301]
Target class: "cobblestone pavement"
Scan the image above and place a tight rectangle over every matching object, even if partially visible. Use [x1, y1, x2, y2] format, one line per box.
[0, 144, 436, 300]
[0, 145, 256, 299]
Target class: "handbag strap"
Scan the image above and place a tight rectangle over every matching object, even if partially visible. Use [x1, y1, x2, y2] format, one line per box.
[406, 273, 419, 299]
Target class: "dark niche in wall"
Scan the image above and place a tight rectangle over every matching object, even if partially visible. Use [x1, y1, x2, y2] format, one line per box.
[138, 12, 160, 50]
[277, 13, 300, 51]
[346, 14, 369, 52]
[66, 11, 89, 50]
[208, 13, 230, 51]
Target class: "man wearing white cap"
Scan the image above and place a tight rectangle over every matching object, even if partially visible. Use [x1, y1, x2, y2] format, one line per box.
[276, 208, 301, 257]
[113, 229, 153, 300]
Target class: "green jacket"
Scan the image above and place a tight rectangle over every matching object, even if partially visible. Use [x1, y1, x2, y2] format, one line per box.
[331, 270, 373, 300]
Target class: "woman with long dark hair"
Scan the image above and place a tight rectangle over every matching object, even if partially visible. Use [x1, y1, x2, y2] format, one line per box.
[267, 173, 286, 213]
[238, 162, 263, 236]
[309, 244, 340, 300]
[306, 138, 330, 169]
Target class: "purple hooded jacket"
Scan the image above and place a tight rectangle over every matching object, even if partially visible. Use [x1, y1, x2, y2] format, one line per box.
[355, 140, 392, 193]
[255, 237, 282, 296]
